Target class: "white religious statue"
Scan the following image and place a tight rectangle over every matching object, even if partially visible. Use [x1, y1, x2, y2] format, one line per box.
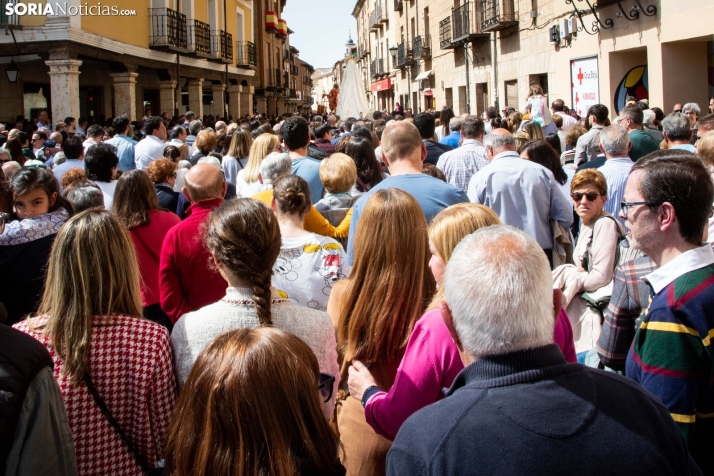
[336, 34, 370, 120]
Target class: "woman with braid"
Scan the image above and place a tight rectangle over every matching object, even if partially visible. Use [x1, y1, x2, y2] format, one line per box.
[169, 198, 340, 413]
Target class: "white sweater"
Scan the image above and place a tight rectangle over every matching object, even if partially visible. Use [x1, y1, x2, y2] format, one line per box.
[171, 286, 340, 415]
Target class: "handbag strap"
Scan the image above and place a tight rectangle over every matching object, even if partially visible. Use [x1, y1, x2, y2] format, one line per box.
[133, 229, 160, 265]
[83, 374, 153, 474]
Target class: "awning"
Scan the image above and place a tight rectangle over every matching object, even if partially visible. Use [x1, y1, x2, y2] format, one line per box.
[371, 78, 392, 92]
[423, 90, 433, 97]
[414, 70, 433, 81]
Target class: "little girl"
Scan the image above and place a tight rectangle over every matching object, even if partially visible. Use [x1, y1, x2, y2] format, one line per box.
[0, 166, 73, 325]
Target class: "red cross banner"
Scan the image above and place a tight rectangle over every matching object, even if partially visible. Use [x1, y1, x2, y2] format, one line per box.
[570, 56, 600, 118]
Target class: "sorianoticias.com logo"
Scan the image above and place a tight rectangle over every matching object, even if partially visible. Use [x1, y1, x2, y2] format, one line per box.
[5, 2, 136, 16]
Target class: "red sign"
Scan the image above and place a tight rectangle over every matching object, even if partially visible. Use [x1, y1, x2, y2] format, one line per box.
[371, 78, 392, 92]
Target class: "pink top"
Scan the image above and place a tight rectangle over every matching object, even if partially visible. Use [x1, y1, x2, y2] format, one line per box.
[364, 308, 577, 440]
[554, 308, 577, 363]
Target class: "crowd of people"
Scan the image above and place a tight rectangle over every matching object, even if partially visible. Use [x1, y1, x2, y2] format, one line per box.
[1, 92, 714, 476]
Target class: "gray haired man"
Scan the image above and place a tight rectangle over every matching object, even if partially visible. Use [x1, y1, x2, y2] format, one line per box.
[386, 225, 701, 476]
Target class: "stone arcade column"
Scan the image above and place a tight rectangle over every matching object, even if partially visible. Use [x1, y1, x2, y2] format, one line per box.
[240, 86, 254, 118]
[227, 84, 241, 119]
[110, 71, 139, 121]
[187, 78, 204, 118]
[211, 83, 226, 118]
[159, 80, 177, 117]
[45, 58, 82, 123]
[254, 96, 267, 116]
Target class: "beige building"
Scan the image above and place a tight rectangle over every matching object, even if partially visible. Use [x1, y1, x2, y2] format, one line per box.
[0, 0, 316, 125]
[352, 0, 714, 117]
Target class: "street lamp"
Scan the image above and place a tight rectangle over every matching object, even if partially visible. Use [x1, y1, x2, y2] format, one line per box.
[5, 59, 19, 83]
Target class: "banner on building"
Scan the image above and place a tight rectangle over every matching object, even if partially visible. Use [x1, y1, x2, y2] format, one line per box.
[570, 56, 599, 118]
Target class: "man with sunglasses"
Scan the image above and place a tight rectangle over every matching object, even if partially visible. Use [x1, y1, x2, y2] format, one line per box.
[623, 151, 714, 475]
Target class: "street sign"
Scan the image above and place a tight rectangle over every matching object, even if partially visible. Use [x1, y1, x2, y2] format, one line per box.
[570, 56, 599, 118]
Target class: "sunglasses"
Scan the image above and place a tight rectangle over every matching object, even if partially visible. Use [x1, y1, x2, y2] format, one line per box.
[318, 373, 335, 403]
[571, 191, 602, 202]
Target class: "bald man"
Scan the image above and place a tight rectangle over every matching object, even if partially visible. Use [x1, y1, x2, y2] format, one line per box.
[467, 129, 572, 267]
[346, 121, 468, 265]
[159, 163, 228, 323]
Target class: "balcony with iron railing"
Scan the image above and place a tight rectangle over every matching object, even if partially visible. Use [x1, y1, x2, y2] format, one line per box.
[396, 41, 415, 68]
[481, 0, 518, 32]
[452, 2, 489, 44]
[369, 3, 383, 30]
[413, 35, 431, 59]
[370, 58, 385, 78]
[439, 16, 452, 49]
[290, 65, 299, 75]
[236, 41, 256, 67]
[283, 49, 294, 61]
[188, 19, 211, 57]
[149, 8, 188, 51]
[394, 0, 403, 12]
[209, 30, 233, 63]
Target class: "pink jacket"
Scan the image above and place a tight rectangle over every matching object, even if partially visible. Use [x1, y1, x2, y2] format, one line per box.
[364, 308, 577, 440]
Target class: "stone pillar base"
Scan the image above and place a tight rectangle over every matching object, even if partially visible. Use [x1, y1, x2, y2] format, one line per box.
[227, 85, 241, 119]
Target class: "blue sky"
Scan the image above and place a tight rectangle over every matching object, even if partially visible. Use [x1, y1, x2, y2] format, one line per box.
[282, 0, 358, 69]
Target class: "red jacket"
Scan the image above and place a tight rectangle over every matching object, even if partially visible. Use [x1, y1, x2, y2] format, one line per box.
[130, 210, 181, 307]
[159, 198, 227, 323]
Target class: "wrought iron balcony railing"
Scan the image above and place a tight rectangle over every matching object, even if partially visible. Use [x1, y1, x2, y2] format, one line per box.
[188, 19, 211, 57]
[236, 41, 256, 67]
[413, 35, 431, 59]
[396, 42, 415, 68]
[149, 8, 187, 51]
[481, 0, 518, 32]
[209, 30, 232, 63]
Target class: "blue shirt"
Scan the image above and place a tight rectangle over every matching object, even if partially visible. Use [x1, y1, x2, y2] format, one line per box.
[291, 156, 325, 204]
[671, 144, 697, 153]
[598, 157, 634, 227]
[440, 131, 461, 148]
[104, 134, 137, 172]
[467, 151, 573, 249]
[347, 174, 468, 265]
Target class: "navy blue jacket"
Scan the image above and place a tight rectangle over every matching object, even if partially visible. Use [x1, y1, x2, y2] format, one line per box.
[424, 140, 453, 166]
[387, 345, 701, 476]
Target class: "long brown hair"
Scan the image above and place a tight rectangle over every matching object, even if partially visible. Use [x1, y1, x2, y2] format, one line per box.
[112, 170, 160, 229]
[427, 203, 500, 310]
[205, 199, 281, 325]
[337, 188, 435, 372]
[165, 327, 341, 476]
[31, 210, 143, 386]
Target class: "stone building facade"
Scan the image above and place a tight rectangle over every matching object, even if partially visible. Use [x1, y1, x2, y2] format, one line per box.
[351, 0, 714, 117]
[0, 0, 315, 124]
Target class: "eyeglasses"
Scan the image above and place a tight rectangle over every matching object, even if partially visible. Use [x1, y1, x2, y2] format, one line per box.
[0, 212, 10, 235]
[571, 191, 602, 202]
[0, 158, 10, 164]
[318, 373, 335, 403]
[620, 200, 659, 217]
[674, 109, 682, 113]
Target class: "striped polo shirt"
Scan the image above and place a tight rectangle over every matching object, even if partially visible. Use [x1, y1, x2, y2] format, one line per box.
[626, 244, 714, 475]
